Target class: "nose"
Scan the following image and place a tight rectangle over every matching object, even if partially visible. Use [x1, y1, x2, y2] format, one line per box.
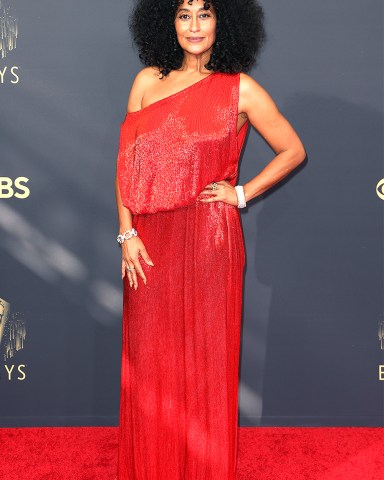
[189, 14, 200, 32]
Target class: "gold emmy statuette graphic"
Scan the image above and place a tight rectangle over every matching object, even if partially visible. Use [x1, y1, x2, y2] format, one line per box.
[0, 297, 26, 362]
[378, 319, 384, 350]
[0, 298, 10, 347]
[0, 0, 18, 59]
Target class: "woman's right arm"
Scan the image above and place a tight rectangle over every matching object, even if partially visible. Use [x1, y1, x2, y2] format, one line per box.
[115, 68, 157, 288]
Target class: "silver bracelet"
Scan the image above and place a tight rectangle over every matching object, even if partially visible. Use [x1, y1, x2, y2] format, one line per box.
[117, 228, 138, 246]
[234, 185, 247, 208]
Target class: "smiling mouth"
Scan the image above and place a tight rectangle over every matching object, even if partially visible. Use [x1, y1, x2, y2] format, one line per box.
[187, 37, 205, 42]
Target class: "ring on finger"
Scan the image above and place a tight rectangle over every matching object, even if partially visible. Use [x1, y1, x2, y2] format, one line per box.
[211, 182, 218, 190]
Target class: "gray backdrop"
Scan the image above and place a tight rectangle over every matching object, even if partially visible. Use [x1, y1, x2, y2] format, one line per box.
[0, 0, 383, 427]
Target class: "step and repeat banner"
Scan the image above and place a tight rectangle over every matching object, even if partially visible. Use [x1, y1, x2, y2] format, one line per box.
[0, 0, 383, 427]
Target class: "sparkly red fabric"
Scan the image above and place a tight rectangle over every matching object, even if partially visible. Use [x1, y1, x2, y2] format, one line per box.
[116, 72, 249, 480]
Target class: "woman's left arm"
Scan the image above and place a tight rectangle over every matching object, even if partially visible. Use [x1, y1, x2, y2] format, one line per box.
[198, 73, 307, 205]
[239, 72, 307, 202]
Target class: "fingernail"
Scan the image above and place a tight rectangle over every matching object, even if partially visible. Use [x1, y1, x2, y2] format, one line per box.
[148, 261, 154, 266]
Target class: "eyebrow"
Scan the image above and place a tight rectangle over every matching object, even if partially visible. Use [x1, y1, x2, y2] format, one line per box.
[177, 7, 210, 12]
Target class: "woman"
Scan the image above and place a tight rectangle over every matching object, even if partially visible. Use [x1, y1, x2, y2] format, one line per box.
[115, 0, 306, 478]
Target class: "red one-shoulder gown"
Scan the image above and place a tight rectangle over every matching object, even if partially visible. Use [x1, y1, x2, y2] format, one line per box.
[116, 71, 249, 480]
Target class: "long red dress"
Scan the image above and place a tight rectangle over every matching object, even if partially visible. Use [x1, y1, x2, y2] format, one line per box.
[116, 71, 249, 480]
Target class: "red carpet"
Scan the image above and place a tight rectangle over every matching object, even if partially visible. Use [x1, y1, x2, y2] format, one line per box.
[0, 426, 382, 479]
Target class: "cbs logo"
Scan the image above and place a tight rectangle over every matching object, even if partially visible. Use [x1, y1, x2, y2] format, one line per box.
[0, 177, 30, 199]
[376, 178, 384, 200]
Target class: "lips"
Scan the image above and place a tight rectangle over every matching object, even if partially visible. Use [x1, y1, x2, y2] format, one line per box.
[187, 37, 204, 42]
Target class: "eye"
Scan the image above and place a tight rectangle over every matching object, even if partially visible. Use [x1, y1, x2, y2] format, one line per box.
[177, 13, 212, 20]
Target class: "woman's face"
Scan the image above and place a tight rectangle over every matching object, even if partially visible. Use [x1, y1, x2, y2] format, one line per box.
[174, 0, 217, 56]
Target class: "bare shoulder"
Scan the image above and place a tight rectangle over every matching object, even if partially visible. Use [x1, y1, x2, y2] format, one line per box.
[126, 66, 161, 113]
[238, 72, 279, 117]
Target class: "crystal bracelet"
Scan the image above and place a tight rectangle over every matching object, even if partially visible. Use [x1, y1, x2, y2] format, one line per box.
[117, 228, 138, 246]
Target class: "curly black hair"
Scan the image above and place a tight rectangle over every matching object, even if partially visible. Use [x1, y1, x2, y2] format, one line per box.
[128, 0, 267, 78]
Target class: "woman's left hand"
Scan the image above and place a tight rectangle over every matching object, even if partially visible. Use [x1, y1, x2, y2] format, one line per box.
[197, 180, 238, 206]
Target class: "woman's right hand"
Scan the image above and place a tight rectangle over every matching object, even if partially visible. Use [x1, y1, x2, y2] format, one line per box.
[121, 236, 154, 289]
